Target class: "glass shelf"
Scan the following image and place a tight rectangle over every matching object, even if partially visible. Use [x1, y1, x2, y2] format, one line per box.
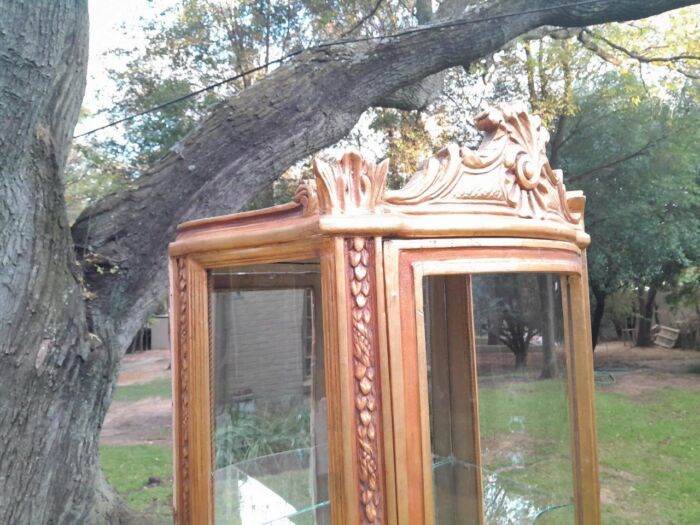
[432, 456, 574, 525]
[215, 447, 330, 525]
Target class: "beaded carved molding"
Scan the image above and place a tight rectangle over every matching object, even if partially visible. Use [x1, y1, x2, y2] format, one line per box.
[175, 257, 191, 523]
[347, 237, 383, 524]
[307, 103, 582, 225]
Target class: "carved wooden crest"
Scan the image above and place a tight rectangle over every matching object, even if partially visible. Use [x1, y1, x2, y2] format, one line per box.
[313, 151, 389, 214]
[306, 103, 582, 225]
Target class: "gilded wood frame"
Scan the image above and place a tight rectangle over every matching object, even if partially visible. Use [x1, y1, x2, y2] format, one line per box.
[382, 237, 599, 525]
[168, 103, 600, 524]
[169, 235, 391, 525]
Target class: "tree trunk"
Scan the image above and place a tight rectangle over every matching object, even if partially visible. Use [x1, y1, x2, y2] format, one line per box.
[591, 287, 607, 349]
[538, 275, 557, 378]
[636, 286, 657, 347]
[515, 350, 528, 370]
[611, 319, 623, 339]
[0, 1, 129, 522]
[0, 0, 696, 521]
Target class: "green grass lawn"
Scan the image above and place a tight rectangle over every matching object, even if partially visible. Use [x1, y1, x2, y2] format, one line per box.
[596, 388, 700, 524]
[475, 378, 700, 523]
[103, 377, 174, 521]
[112, 377, 172, 401]
[100, 444, 173, 521]
[101, 376, 699, 523]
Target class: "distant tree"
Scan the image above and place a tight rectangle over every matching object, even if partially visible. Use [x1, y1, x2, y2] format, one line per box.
[369, 109, 439, 188]
[89, 0, 416, 175]
[475, 275, 542, 370]
[558, 76, 700, 346]
[667, 267, 700, 349]
[478, 22, 700, 348]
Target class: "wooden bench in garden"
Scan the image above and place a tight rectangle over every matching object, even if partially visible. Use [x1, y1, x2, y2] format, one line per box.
[652, 324, 680, 348]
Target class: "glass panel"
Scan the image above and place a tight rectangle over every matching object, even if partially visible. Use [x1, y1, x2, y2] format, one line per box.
[210, 263, 330, 525]
[424, 273, 574, 525]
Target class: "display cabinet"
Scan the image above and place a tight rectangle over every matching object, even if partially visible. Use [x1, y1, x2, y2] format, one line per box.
[168, 103, 600, 525]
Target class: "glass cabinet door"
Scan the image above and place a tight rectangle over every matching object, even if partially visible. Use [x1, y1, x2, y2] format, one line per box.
[423, 273, 575, 525]
[209, 262, 330, 524]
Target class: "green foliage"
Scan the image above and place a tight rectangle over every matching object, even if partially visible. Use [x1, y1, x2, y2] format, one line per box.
[589, 6, 700, 84]
[667, 266, 700, 312]
[71, 0, 418, 211]
[600, 288, 636, 337]
[100, 445, 173, 519]
[214, 403, 311, 468]
[64, 138, 132, 223]
[560, 73, 700, 294]
[370, 109, 438, 188]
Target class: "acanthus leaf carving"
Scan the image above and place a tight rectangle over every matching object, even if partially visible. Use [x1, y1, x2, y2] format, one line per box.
[384, 102, 581, 224]
[289, 102, 581, 225]
[313, 150, 389, 214]
[475, 102, 579, 222]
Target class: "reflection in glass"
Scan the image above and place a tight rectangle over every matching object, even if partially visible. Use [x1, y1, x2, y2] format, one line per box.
[424, 273, 574, 524]
[210, 263, 329, 524]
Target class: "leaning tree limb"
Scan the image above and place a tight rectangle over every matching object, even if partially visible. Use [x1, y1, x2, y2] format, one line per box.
[0, 0, 696, 523]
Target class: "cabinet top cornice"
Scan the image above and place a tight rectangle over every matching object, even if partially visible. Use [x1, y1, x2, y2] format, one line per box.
[173, 103, 589, 254]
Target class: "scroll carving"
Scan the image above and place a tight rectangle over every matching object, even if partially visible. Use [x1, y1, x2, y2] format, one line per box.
[475, 103, 579, 222]
[348, 237, 382, 524]
[313, 150, 388, 214]
[293, 180, 319, 216]
[385, 102, 581, 223]
[176, 257, 191, 523]
[296, 103, 580, 224]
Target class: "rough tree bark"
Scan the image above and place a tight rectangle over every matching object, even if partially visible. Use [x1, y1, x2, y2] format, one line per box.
[636, 285, 658, 347]
[0, 0, 696, 522]
[0, 1, 139, 523]
[591, 286, 607, 349]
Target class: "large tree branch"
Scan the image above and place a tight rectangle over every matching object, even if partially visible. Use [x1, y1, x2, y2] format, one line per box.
[374, 72, 446, 110]
[568, 137, 662, 182]
[340, 0, 385, 37]
[374, 0, 476, 109]
[72, 0, 699, 353]
[580, 28, 700, 78]
[585, 29, 700, 63]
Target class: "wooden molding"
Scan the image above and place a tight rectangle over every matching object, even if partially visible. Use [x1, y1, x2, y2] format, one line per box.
[293, 179, 320, 216]
[175, 257, 191, 524]
[171, 256, 213, 525]
[347, 237, 385, 524]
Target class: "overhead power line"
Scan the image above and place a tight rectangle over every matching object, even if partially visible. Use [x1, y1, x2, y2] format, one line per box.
[73, 0, 606, 139]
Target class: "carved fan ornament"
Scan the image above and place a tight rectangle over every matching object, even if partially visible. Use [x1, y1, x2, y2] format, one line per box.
[313, 151, 389, 214]
[304, 103, 582, 225]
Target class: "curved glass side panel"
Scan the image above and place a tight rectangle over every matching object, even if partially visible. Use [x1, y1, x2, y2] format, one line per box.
[210, 263, 330, 525]
[424, 273, 574, 525]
